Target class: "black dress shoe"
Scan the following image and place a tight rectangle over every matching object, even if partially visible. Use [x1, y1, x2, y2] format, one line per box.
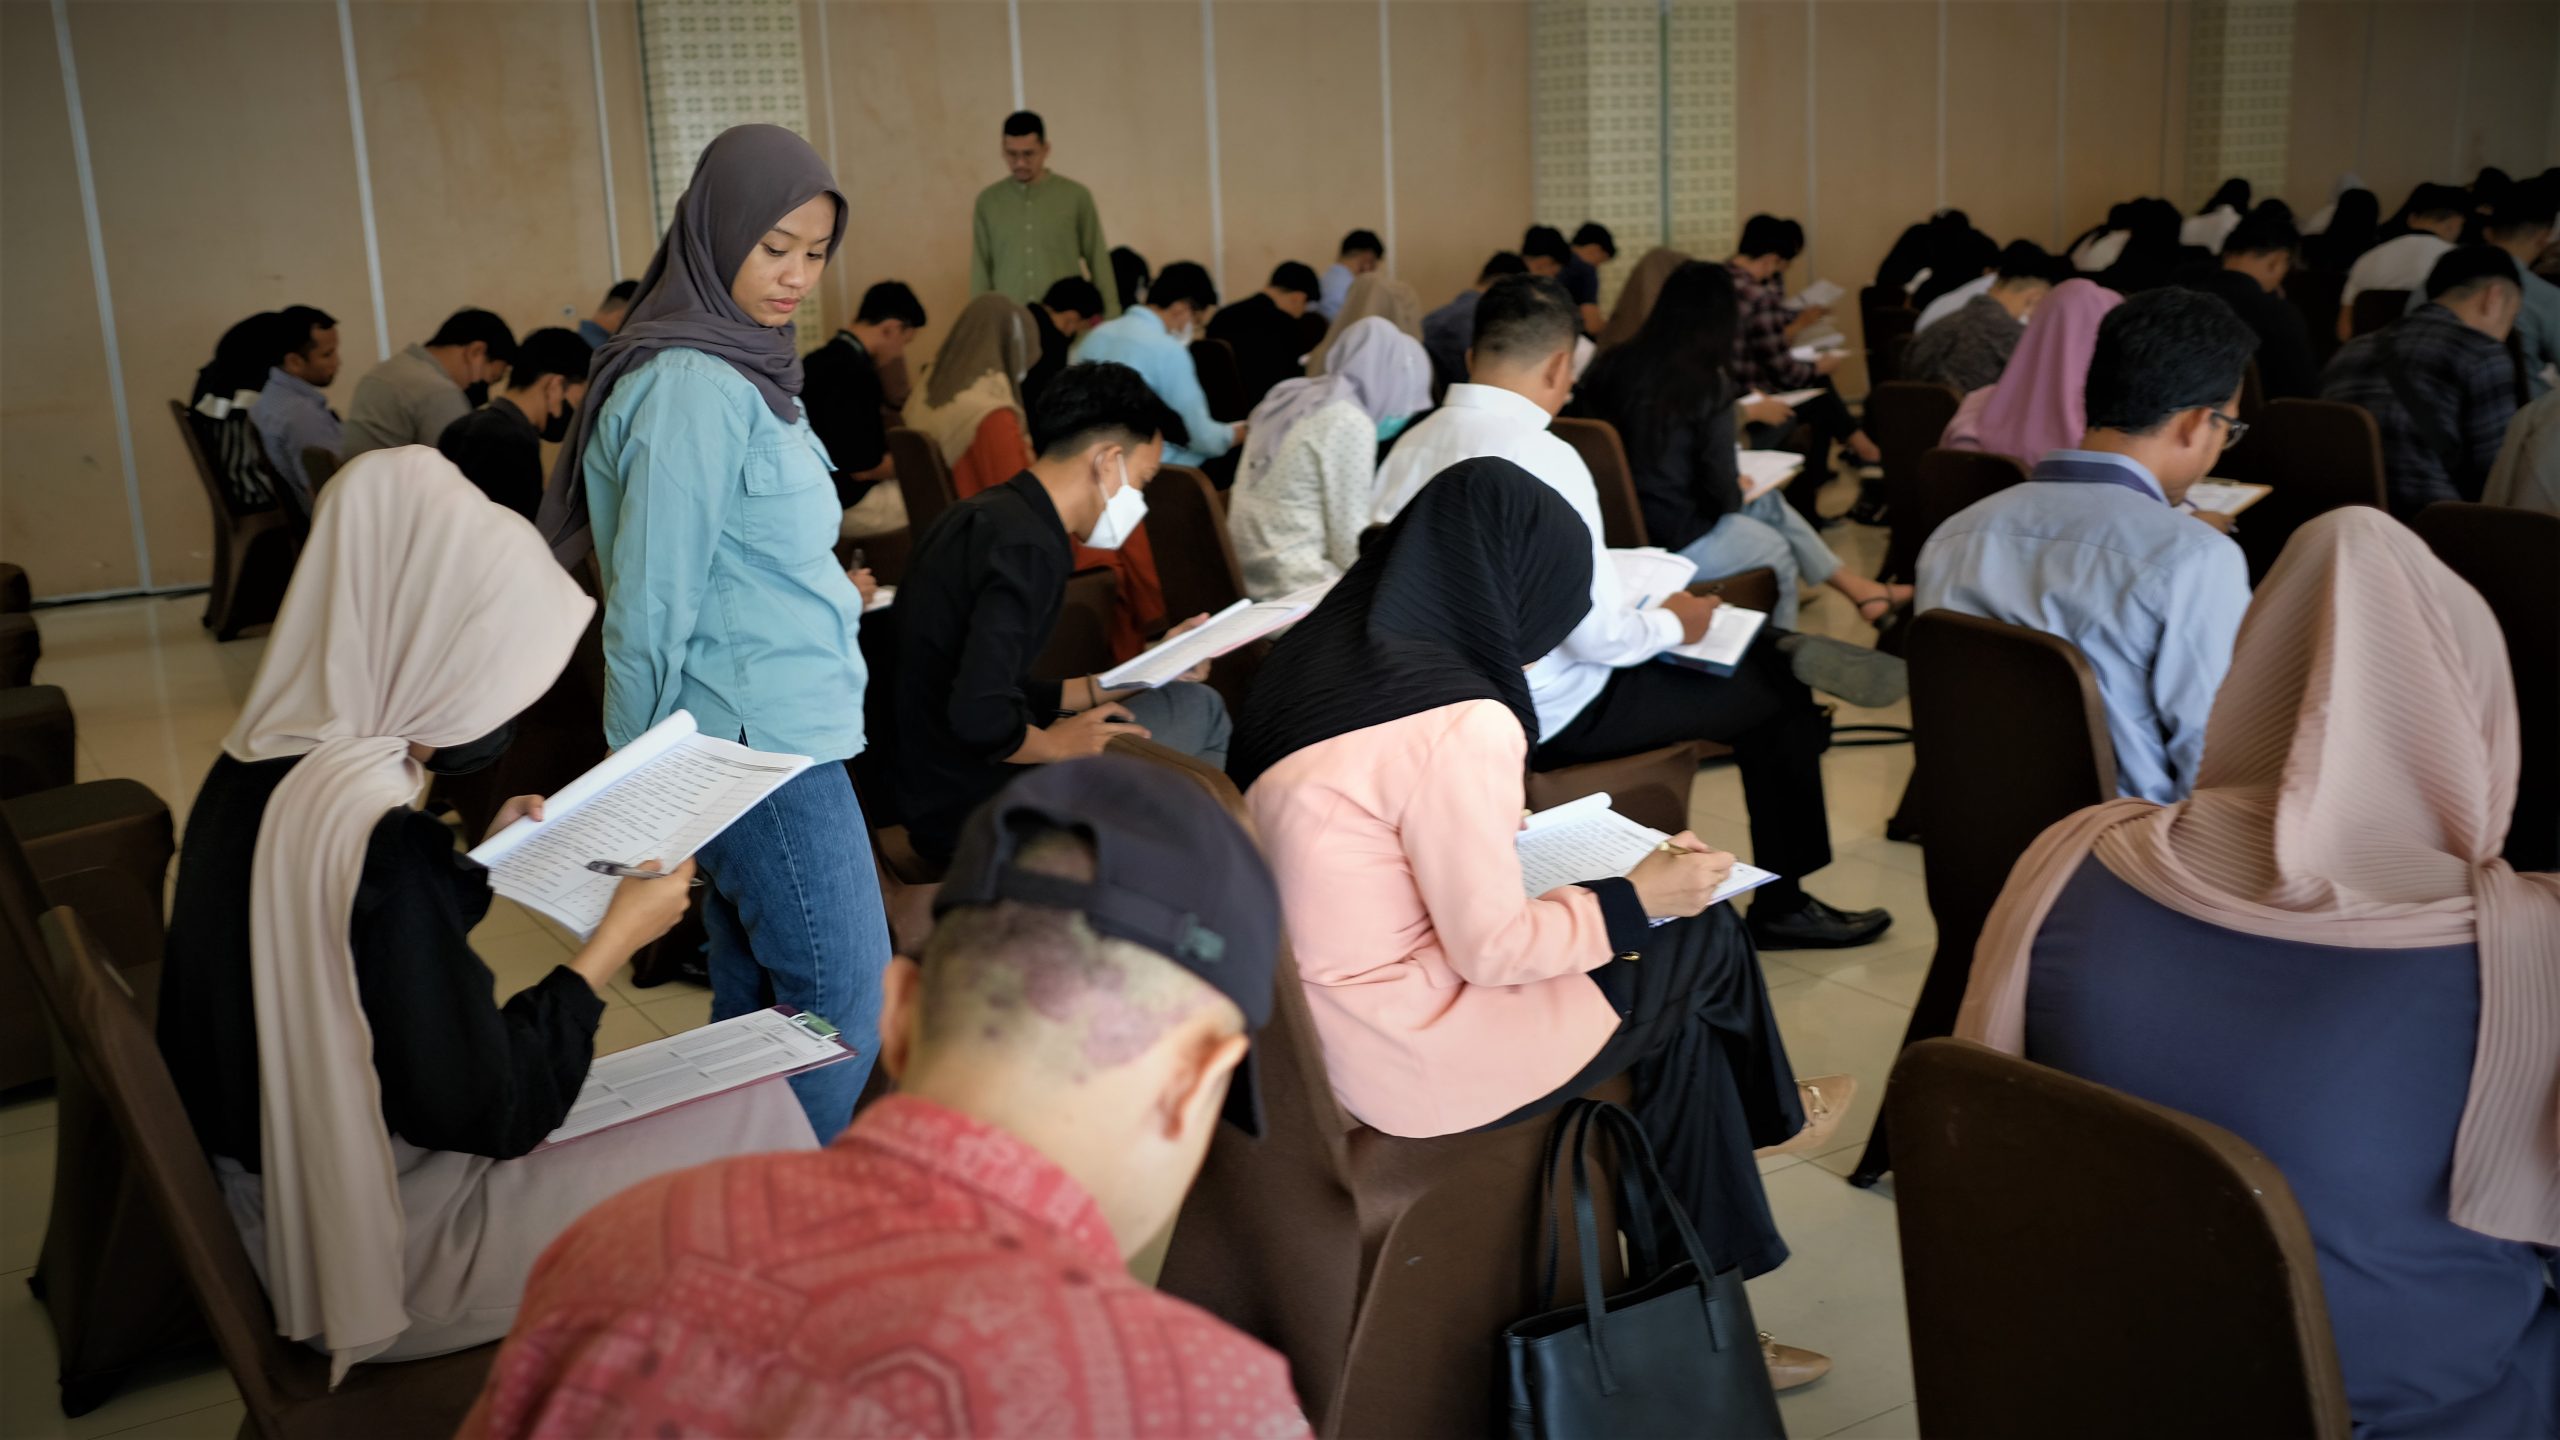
[1749, 895, 1893, 950]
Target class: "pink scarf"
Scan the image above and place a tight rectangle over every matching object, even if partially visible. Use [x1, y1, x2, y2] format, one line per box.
[1941, 278, 2122, 466]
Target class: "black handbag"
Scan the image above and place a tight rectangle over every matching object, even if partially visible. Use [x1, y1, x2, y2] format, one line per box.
[1502, 1099, 1786, 1440]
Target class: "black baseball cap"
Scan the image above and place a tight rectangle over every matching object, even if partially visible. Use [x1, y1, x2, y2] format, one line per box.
[933, 754, 1281, 1135]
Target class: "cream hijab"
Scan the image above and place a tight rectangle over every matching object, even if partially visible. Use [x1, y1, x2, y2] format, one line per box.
[1958, 508, 2560, 1246]
[222, 447, 595, 1376]
[1306, 274, 1424, 375]
[903, 292, 1036, 464]
[1596, 247, 1692, 350]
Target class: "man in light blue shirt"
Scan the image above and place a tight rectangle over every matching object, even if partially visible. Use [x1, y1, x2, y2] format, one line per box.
[1316, 228, 1383, 320]
[1074, 261, 1238, 467]
[1919, 287, 2260, 803]
[250, 305, 343, 505]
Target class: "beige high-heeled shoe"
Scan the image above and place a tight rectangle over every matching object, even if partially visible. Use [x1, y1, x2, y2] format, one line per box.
[1753, 1073, 1858, 1160]
[1761, 1332, 1834, 1391]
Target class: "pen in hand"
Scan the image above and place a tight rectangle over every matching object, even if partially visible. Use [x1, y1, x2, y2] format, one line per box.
[585, 859, 708, 886]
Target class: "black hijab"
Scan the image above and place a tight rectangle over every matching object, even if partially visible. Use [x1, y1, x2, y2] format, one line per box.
[194, 311, 282, 406]
[1226, 457, 1593, 793]
[2305, 188, 2381, 272]
[539, 124, 847, 566]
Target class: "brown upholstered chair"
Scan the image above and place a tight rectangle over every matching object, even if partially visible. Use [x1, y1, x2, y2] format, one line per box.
[2348, 287, 2407, 338]
[50, 908, 499, 1439]
[1866, 382, 1965, 583]
[2238, 356, 2267, 425]
[299, 446, 337, 504]
[1124, 735, 1631, 1440]
[1889, 1039, 2351, 1439]
[2414, 502, 2559, 872]
[1143, 464, 1247, 624]
[0, 561, 30, 613]
[2215, 398, 2386, 583]
[1864, 308, 1918, 386]
[1849, 611, 2115, 1188]
[169, 400, 298, 641]
[0, 685, 78, 799]
[0, 611, 38, 687]
[0, 769, 173, 1095]
[2284, 268, 2347, 368]
[1549, 416, 1649, 547]
[1914, 447, 2030, 548]
[886, 426, 958, 537]
[1191, 337, 1252, 424]
[1030, 566, 1120, 683]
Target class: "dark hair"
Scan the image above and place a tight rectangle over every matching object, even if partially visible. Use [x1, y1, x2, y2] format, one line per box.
[1577, 260, 1735, 466]
[1003, 110, 1045, 141]
[1735, 214, 1804, 260]
[1041, 276, 1105, 317]
[427, 308, 519, 364]
[2222, 205, 2301, 258]
[1339, 229, 1384, 259]
[2201, 177, 2252, 214]
[2403, 182, 2470, 223]
[505, 327, 593, 390]
[2082, 287, 2260, 434]
[277, 304, 338, 359]
[1994, 240, 2066, 284]
[1111, 246, 1150, 307]
[2485, 176, 2560, 236]
[600, 279, 639, 308]
[2423, 244, 2524, 303]
[1147, 261, 1218, 312]
[1469, 274, 1579, 367]
[856, 280, 927, 328]
[1268, 261, 1321, 298]
[1478, 250, 1529, 282]
[194, 311, 281, 401]
[1570, 221, 1616, 258]
[1030, 361, 1186, 456]
[1520, 225, 1572, 264]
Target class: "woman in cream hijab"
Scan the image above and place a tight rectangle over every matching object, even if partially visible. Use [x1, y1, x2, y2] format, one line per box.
[902, 291, 1039, 492]
[1305, 272, 1425, 375]
[1955, 508, 2559, 1437]
[159, 449, 814, 1377]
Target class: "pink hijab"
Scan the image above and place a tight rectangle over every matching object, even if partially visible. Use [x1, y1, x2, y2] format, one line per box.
[1958, 509, 2560, 1246]
[1941, 278, 2122, 466]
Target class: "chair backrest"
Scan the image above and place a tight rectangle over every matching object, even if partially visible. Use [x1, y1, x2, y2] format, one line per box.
[2348, 287, 2407, 337]
[169, 399, 277, 519]
[1689, 563, 1778, 616]
[1915, 446, 2030, 551]
[2238, 355, 2266, 424]
[300, 447, 336, 500]
[1889, 1038, 2351, 1439]
[1908, 610, 2116, 966]
[1868, 382, 1965, 581]
[1864, 309, 1918, 386]
[2414, 501, 2560, 872]
[2284, 268, 2347, 366]
[887, 427, 957, 536]
[2218, 398, 2386, 581]
[1031, 566, 1120, 681]
[1141, 464, 1246, 623]
[1191, 338, 1252, 424]
[1548, 416, 1648, 548]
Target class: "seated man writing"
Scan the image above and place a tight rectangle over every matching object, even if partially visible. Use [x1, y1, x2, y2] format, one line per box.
[892, 361, 1232, 861]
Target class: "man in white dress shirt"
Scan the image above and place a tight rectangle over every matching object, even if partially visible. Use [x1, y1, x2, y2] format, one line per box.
[2339, 184, 2468, 338]
[1371, 276, 1893, 950]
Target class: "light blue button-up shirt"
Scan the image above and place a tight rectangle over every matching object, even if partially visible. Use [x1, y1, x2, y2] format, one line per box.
[582, 348, 869, 762]
[1317, 262, 1356, 320]
[1916, 449, 2249, 804]
[251, 367, 342, 504]
[1073, 306, 1236, 467]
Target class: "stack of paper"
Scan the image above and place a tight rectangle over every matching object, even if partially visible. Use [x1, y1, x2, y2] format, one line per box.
[863, 585, 896, 613]
[1743, 388, 1828, 409]
[1658, 604, 1769, 676]
[2183, 480, 2271, 517]
[1738, 450, 1805, 504]
[540, 1007, 852, 1148]
[1609, 547, 1700, 606]
[1097, 580, 1335, 691]
[1786, 278, 1846, 311]
[1515, 793, 1777, 916]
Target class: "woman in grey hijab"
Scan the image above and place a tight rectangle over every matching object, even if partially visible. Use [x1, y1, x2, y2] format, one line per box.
[546, 123, 889, 1142]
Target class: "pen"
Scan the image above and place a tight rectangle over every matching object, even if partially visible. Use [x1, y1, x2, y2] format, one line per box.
[585, 860, 707, 886]
[850, 547, 865, 572]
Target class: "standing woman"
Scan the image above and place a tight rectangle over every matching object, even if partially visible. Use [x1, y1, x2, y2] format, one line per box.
[538, 124, 887, 1140]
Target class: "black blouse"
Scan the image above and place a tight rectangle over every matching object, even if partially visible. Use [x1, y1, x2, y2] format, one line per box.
[159, 754, 604, 1170]
[1578, 375, 1744, 555]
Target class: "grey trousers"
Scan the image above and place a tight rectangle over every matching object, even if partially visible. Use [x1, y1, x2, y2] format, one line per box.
[1120, 680, 1233, 770]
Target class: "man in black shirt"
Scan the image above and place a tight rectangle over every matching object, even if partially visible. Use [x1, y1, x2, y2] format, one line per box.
[804, 281, 927, 522]
[1206, 261, 1321, 409]
[1024, 276, 1104, 416]
[435, 327, 589, 520]
[2182, 206, 2319, 400]
[892, 362, 1233, 860]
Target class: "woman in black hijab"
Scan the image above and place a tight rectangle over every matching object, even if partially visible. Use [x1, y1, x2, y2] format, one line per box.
[1233, 458, 1820, 1338]
[2304, 187, 2382, 272]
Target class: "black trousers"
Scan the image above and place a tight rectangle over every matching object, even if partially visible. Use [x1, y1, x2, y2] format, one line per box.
[1476, 904, 1804, 1279]
[1533, 640, 1834, 905]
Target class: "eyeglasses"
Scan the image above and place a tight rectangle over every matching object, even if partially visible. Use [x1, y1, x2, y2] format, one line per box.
[2206, 410, 2249, 448]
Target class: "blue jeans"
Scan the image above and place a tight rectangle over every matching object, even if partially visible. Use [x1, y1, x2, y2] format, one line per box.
[692, 763, 889, 1142]
[1677, 491, 1844, 629]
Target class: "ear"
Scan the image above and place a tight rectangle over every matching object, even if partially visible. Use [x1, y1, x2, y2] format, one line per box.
[1543, 346, 1575, 391]
[878, 956, 923, 1081]
[1156, 1027, 1250, 1142]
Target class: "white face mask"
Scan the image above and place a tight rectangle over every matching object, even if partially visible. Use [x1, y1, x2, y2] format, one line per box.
[1086, 454, 1149, 551]
[1164, 309, 1194, 345]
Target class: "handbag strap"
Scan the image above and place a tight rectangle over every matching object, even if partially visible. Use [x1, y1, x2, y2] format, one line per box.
[1583, 1102, 1743, 1352]
[1533, 1099, 1597, 1307]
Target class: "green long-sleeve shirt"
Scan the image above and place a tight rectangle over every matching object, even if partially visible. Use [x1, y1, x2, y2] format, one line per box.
[969, 172, 1121, 316]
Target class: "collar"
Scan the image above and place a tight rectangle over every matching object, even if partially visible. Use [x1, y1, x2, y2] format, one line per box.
[2035, 448, 2167, 503]
[262, 366, 329, 404]
[1003, 468, 1075, 545]
[1441, 381, 1555, 428]
[835, 329, 870, 358]
[839, 1095, 1120, 1267]
[1119, 306, 1170, 339]
[485, 395, 534, 431]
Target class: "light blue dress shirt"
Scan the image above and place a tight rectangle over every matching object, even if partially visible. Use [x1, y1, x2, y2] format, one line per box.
[1072, 306, 1236, 467]
[1915, 449, 2249, 804]
[1317, 262, 1356, 320]
[250, 367, 341, 502]
[582, 348, 869, 761]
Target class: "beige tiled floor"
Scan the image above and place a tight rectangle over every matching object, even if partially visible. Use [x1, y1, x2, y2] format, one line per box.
[0, 483, 1930, 1439]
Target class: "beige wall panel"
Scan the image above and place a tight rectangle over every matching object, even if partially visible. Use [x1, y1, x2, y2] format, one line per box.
[2283, 0, 2368, 213]
[1945, 1, 2063, 250]
[1216, 0, 1386, 301]
[1733, 0, 1807, 248]
[71, 0, 373, 593]
[353, 1, 622, 349]
[1388, 0, 1534, 309]
[2458, 2, 2560, 180]
[805, 1, 1014, 338]
[2356, 2, 2467, 209]
[1, 2, 134, 595]
[1018, 1, 1215, 289]
[598, 0, 661, 282]
[2061, 2, 2174, 239]
[1810, 1, 1936, 391]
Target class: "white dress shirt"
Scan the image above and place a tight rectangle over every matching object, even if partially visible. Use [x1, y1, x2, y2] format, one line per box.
[2342, 233, 2454, 307]
[1371, 382, 1683, 738]
[1914, 273, 1996, 334]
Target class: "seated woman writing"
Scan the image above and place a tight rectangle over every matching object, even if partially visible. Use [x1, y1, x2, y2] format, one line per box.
[1226, 315, 1433, 599]
[159, 449, 815, 1377]
[1229, 456, 1838, 1383]
[1959, 508, 2559, 1439]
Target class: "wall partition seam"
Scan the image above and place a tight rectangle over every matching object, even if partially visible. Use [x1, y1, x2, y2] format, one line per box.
[1804, 0, 1818, 277]
[335, 0, 391, 363]
[1008, 0, 1025, 111]
[49, 0, 154, 591]
[1380, 0, 1398, 275]
[1201, 0, 1225, 294]
[1935, 0, 1947, 211]
[2053, 1, 2068, 247]
[1657, 0, 1672, 248]
[812, 0, 841, 323]
[589, 0, 625, 280]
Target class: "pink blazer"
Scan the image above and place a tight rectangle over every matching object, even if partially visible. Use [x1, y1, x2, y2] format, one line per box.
[1244, 700, 1625, 1136]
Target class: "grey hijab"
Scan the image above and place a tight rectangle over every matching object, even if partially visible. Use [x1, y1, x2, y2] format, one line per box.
[539, 124, 847, 565]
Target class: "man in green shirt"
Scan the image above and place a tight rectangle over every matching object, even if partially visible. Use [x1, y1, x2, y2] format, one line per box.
[971, 111, 1120, 316]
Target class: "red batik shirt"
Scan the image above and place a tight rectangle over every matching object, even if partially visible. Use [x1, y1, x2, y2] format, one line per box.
[461, 1096, 1312, 1440]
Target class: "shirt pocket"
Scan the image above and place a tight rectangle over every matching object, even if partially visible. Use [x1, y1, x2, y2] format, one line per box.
[738, 432, 837, 570]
